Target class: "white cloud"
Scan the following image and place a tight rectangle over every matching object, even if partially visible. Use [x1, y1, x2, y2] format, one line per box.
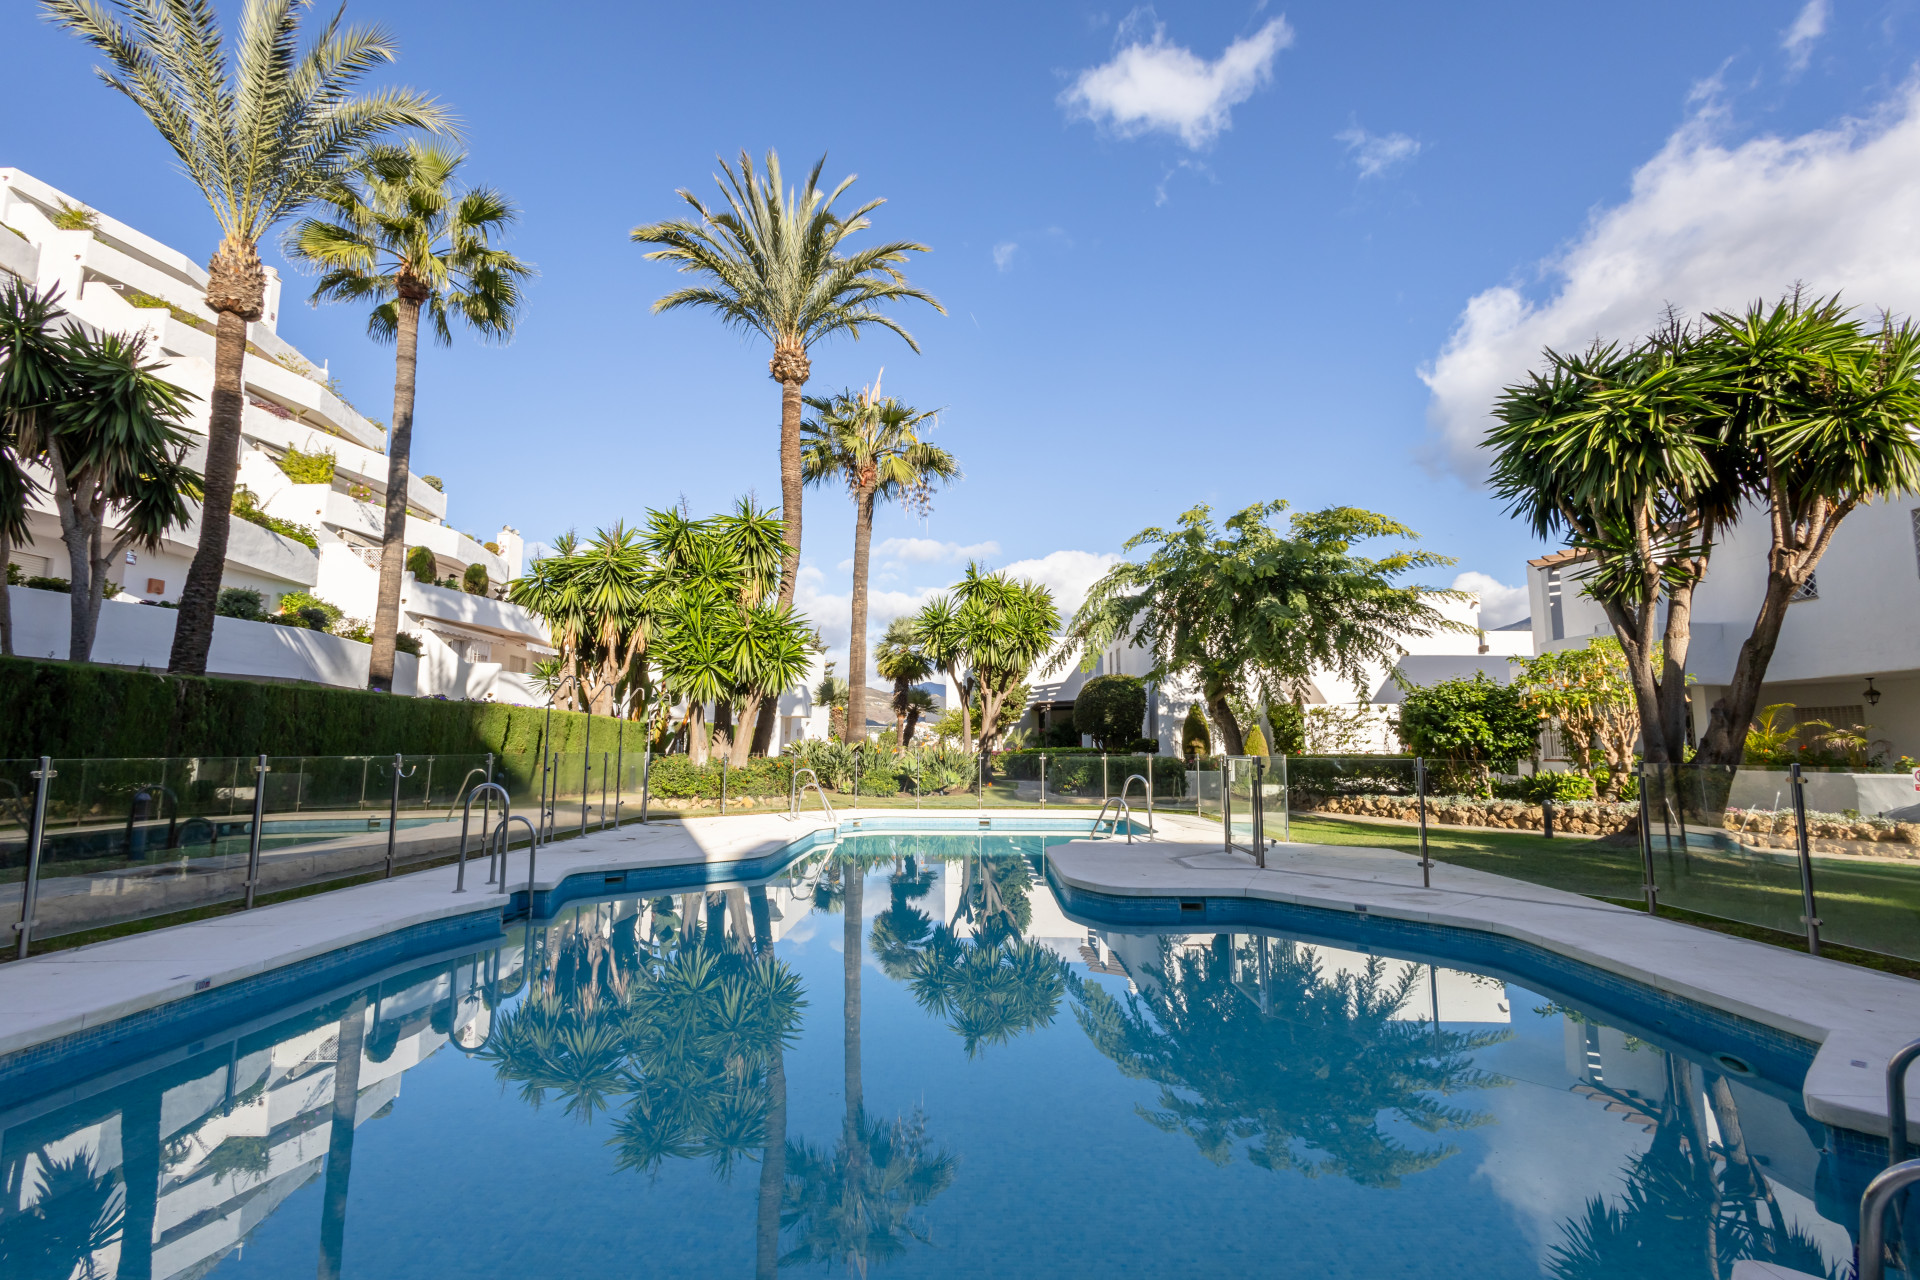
[1452, 571, 1530, 628]
[992, 241, 1019, 271]
[1421, 82, 1920, 482]
[999, 549, 1123, 618]
[1337, 126, 1420, 178]
[875, 537, 1002, 564]
[1061, 12, 1293, 149]
[793, 564, 945, 675]
[1783, 0, 1829, 72]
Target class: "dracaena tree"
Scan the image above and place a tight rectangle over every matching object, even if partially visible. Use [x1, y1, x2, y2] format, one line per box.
[285, 142, 532, 691]
[874, 616, 934, 747]
[630, 151, 942, 618]
[1054, 502, 1462, 756]
[950, 564, 1058, 752]
[802, 377, 958, 748]
[1487, 292, 1920, 770]
[44, 0, 452, 676]
[0, 282, 203, 663]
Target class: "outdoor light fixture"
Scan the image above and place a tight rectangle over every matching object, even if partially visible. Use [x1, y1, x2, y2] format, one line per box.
[1864, 677, 1882, 707]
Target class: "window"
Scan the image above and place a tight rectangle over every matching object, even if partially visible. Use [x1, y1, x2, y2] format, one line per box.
[1546, 568, 1565, 640]
[145, 578, 164, 594]
[1790, 572, 1818, 602]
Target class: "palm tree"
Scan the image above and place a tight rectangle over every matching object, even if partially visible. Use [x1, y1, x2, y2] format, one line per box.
[285, 142, 532, 691]
[899, 689, 937, 746]
[875, 618, 935, 745]
[803, 378, 959, 753]
[952, 564, 1059, 751]
[0, 282, 61, 657]
[630, 150, 943, 620]
[45, 0, 453, 676]
[912, 594, 970, 750]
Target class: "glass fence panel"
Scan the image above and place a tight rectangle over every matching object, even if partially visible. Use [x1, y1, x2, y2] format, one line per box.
[1194, 757, 1224, 825]
[11, 753, 510, 946]
[1646, 764, 1920, 961]
[1224, 756, 1262, 851]
[980, 752, 1042, 808]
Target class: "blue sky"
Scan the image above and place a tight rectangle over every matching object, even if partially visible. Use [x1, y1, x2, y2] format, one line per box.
[8, 0, 1920, 665]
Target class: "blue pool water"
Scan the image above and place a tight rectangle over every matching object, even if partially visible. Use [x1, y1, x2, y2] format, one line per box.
[0, 828, 1896, 1278]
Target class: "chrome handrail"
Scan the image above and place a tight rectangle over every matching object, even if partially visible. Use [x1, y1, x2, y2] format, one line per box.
[1091, 797, 1133, 842]
[1120, 773, 1153, 837]
[1859, 1158, 1920, 1280]
[455, 782, 511, 893]
[790, 768, 837, 823]
[1890, 1036, 1920, 1165]
[488, 815, 543, 917]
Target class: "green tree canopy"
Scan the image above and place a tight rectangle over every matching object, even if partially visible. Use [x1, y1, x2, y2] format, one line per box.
[1073, 674, 1146, 750]
[1055, 501, 1465, 756]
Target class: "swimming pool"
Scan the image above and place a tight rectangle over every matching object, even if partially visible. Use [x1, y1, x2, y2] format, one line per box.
[0, 828, 1893, 1278]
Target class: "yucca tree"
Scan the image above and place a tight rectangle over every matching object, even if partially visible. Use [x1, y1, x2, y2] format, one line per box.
[285, 142, 532, 691]
[44, 0, 453, 676]
[0, 283, 60, 657]
[802, 378, 958, 749]
[911, 594, 971, 750]
[1, 282, 203, 663]
[630, 150, 942, 618]
[952, 564, 1058, 751]
[874, 616, 934, 746]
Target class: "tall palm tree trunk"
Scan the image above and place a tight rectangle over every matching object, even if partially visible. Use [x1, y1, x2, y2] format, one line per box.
[755, 1048, 787, 1278]
[318, 992, 370, 1280]
[846, 489, 876, 754]
[170, 237, 266, 675]
[0, 527, 12, 656]
[369, 291, 425, 691]
[772, 352, 808, 608]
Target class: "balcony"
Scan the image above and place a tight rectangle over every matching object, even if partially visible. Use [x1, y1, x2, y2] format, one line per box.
[400, 578, 548, 643]
[239, 403, 446, 520]
[405, 518, 511, 583]
[267, 484, 384, 542]
[0, 227, 35, 282]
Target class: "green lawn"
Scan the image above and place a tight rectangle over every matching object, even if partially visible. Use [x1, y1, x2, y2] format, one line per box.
[1278, 811, 1920, 963]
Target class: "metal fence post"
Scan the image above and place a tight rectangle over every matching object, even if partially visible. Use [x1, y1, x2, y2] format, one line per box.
[1790, 762, 1823, 956]
[640, 737, 652, 825]
[1222, 758, 1232, 853]
[1637, 763, 1658, 913]
[538, 750, 551, 845]
[1278, 753, 1289, 845]
[1415, 757, 1432, 889]
[1254, 758, 1266, 869]
[1102, 752, 1108, 801]
[15, 757, 54, 960]
[580, 748, 591, 837]
[720, 755, 729, 815]
[1543, 795, 1555, 839]
[1040, 753, 1047, 809]
[613, 727, 624, 830]
[244, 754, 268, 909]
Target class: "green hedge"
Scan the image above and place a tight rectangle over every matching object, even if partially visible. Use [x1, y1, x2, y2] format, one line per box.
[0, 656, 628, 793]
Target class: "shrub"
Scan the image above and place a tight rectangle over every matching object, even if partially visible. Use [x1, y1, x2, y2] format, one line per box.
[334, 617, 373, 644]
[124, 290, 170, 310]
[276, 591, 344, 632]
[421, 475, 444, 492]
[1181, 704, 1211, 760]
[1243, 723, 1269, 758]
[406, 545, 437, 582]
[24, 575, 70, 592]
[1397, 673, 1538, 796]
[1073, 675, 1146, 749]
[215, 587, 265, 621]
[484, 541, 501, 554]
[276, 446, 337, 485]
[1496, 772, 1596, 803]
[462, 562, 490, 595]
[5, 562, 20, 585]
[395, 632, 423, 656]
[1267, 701, 1306, 754]
[231, 487, 318, 549]
[50, 201, 98, 231]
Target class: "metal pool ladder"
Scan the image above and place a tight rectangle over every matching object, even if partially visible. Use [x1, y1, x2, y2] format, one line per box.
[1120, 773, 1153, 836]
[1091, 797, 1134, 842]
[790, 768, 837, 823]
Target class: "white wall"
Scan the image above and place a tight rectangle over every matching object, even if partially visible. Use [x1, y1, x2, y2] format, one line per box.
[7, 585, 418, 693]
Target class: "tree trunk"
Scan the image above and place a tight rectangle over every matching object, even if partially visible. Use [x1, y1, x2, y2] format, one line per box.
[1205, 680, 1244, 756]
[56, 471, 95, 662]
[714, 698, 735, 760]
[846, 488, 875, 751]
[369, 293, 424, 691]
[732, 692, 765, 766]
[0, 528, 11, 656]
[687, 702, 709, 766]
[903, 704, 922, 746]
[171, 237, 265, 675]
[317, 992, 369, 1280]
[116, 1084, 162, 1280]
[1697, 571, 1798, 768]
[954, 667, 973, 752]
[893, 678, 910, 747]
[748, 691, 778, 757]
[774, 364, 806, 609]
[843, 859, 863, 1119]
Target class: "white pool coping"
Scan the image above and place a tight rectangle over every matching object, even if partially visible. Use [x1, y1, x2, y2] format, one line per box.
[1, 809, 1915, 1147]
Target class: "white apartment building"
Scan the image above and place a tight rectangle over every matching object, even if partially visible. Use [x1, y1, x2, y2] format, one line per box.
[1523, 497, 1920, 761]
[0, 169, 551, 701]
[1020, 589, 1534, 754]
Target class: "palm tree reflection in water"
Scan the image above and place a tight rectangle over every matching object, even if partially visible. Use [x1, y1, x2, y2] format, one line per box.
[1548, 1053, 1844, 1280]
[1069, 935, 1512, 1187]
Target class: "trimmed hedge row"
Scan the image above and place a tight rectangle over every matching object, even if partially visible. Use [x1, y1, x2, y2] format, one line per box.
[0, 656, 627, 788]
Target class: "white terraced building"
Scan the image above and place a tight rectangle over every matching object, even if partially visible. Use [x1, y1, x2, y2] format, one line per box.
[0, 168, 551, 701]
